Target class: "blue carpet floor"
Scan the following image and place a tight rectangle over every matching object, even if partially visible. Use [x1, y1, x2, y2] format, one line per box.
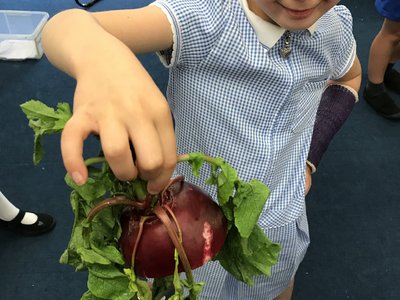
[0, 1, 399, 299]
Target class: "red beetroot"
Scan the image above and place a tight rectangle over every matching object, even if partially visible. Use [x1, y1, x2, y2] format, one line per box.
[119, 178, 227, 278]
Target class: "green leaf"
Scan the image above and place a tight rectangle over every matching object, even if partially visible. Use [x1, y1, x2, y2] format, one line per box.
[187, 152, 206, 176]
[88, 264, 127, 280]
[65, 168, 112, 203]
[20, 100, 72, 164]
[20, 100, 71, 121]
[33, 132, 44, 165]
[87, 270, 135, 300]
[183, 152, 281, 287]
[91, 244, 125, 265]
[215, 226, 281, 285]
[233, 180, 270, 238]
[215, 162, 237, 206]
[77, 248, 112, 265]
[180, 280, 204, 300]
[187, 153, 237, 206]
[80, 290, 102, 300]
[124, 268, 152, 300]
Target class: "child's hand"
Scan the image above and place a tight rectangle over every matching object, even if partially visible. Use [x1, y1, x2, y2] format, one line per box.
[60, 58, 177, 195]
[41, 8, 178, 194]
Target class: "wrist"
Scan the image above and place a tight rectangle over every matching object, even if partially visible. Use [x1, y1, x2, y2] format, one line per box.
[327, 83, 359, 102]
[306, 160, 316, 174]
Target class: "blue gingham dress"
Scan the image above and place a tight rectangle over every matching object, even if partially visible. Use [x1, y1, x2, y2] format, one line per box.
[152, 1, 356, 298]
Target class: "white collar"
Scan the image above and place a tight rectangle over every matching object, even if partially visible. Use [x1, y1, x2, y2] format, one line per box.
[239, 0, 317, 48]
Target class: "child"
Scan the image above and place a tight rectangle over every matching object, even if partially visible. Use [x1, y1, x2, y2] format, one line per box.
[0, 190, 55, 235]
[364, 0, 400, 119]
[42, 0, 361, 299]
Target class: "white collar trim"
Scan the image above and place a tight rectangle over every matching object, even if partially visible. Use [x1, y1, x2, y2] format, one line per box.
[239, 0, 317, 48]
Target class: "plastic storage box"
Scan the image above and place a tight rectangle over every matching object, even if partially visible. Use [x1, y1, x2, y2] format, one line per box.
[0, 10, 49, 60]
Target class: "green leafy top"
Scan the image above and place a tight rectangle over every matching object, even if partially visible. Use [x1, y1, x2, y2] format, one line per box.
[21, 99, 281, 300]
[20, 100, 71, 164]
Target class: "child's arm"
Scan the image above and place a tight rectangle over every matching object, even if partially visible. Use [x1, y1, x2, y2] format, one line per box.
[42, 7, 177, 194]
[307, 55, 362, 173]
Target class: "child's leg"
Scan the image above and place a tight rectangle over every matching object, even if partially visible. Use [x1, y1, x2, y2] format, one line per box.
[0, 190, 20, 221]
[367, 19, 400, 84]
[0, 190, 37, 224]
[389, 42, 400, 63]
[274, 279, 294, 300]
[364, 18, 400, 118]
[384, 42, 400, 91]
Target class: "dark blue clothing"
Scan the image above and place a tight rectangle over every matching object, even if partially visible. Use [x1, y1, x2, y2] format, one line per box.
[375, 0, 400, 21]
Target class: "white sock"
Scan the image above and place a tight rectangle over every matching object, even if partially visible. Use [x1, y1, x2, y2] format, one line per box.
[0, 191, 38, 225]
[0, 191, 19, 221]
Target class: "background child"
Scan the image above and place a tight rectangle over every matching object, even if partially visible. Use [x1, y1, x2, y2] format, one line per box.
[364, 0, 400, 119]
[41, 0, 361, 299]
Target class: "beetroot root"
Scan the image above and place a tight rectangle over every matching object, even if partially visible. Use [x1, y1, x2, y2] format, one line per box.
[119, 178, 227, 278]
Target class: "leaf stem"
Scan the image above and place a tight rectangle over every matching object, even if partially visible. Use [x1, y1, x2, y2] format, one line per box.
[86, 195, 135, 221]
[130, 216, 148, 272]
[129, 180, 148, 201]
[153, 206, 194, 284]
[84, 156, 106, 166]
[177, 153, 222, 167]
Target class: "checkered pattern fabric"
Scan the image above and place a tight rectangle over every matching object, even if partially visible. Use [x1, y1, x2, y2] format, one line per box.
[152, 0, 356, 298]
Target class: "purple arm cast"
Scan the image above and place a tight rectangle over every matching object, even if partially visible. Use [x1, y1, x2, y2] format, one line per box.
[307, 84, 357, 173]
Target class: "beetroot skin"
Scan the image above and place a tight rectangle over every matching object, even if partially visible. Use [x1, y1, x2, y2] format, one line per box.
[119, 179, 228, 278]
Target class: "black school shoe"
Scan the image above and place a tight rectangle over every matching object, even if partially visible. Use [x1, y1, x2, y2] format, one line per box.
[0, 210, 56, 236]
[363, 87, 400, 119]
[384, 67, 400, 94]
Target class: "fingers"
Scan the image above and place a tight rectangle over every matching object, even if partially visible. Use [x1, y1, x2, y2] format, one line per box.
[62, 93, 176, 194]
[61, 116, 93, 185]
[100, 120, 138, 181]
[129, 113, 177, 194]
[143, 114, 177, 194]
[62, 112, 176, 194]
